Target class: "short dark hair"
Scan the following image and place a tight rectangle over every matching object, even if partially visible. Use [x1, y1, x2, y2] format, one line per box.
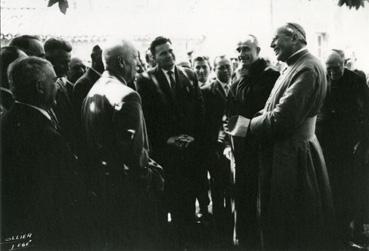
[9, 35, 41, 52]
[8, 57, 52, 104]
[44, 37, 72, 53]
[149, 36, 171, 57]
[213, 55, 230, 69]
[193, 56, 211, 70]
[1, 46, 26, 88]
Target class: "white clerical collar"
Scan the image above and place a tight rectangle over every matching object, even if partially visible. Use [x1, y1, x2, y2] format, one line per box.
[15, 101, 52, 121]
[287, 47, 307, 60]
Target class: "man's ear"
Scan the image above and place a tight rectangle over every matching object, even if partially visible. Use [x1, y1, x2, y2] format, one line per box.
[35, 81, 44, 94]
[291, 33, 299, 43]
[256, 47, 261, 55]
[118, 56, 127, 69]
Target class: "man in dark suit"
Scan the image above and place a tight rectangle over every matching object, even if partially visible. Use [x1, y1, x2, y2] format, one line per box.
[227, 34, 279, 249]
[72, 45, 104, 163]
[201, 55, 234, 247]
[73, 45, 104, 116]
[317, 50, 369, 248]
[1, 57, 87, 250]
[136, 36, 204, 248]
[44, 38, 78, 154]
[82, 39, 163, 250]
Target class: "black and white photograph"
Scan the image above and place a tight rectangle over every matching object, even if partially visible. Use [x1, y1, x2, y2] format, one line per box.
[1, 0, 369, 250]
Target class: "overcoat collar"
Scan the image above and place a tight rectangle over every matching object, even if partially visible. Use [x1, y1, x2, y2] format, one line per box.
[286, 48, 308, 66]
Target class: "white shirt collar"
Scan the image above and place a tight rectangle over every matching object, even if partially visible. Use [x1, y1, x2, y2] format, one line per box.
[161, 67, 176, 86]
[102, 71, 128, 85]
[15, 101, 52, 121]
[161, 66, 176, 74]
[216, 78, 230, 94]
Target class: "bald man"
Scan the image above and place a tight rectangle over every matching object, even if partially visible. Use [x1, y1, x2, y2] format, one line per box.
[228, 23, 335, 249]
[227, 34, 279, 249]
[317, 50, 369, 247]
[82, 39, 163, 250]
[2, 57, 87, 249]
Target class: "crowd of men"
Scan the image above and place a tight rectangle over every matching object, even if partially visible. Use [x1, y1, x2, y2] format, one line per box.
[1, 22, 368, 251]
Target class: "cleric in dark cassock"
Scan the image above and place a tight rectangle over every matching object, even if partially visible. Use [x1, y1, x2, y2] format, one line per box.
[228, 23, 335, 250]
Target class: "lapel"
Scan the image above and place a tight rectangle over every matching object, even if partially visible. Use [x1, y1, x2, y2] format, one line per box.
[175, 66, 186, 93]
[153, 67, 174, 101]
[213, 80, 227, 101]
[12, 103, 55, 130]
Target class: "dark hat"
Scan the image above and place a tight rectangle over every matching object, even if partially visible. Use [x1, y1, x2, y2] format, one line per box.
[286, 22, 307, 44]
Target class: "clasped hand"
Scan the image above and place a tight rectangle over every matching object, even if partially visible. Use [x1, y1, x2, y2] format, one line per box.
[167, 134, 195, 149]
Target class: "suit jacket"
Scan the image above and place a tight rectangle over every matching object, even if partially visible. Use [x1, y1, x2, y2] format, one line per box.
[317, 68, 369, 154]
[81, 71, 162, 249]
[73, 68, 101, 119]
[1, 102, 86, 250]
[201, 80, 229, 152]
[136, 66, 204, 166]
[0, 87, 14, 117]
[82, 70, 149, 173]
[53, 78, 78, 153]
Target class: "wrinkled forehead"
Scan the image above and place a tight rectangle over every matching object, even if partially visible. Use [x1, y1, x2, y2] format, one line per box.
[237, 39, 257, 50]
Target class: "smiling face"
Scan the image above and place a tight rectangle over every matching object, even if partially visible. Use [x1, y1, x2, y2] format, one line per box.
[270, 27, 295, 62]
[193, 59, 210, 83]
[214, 57, 232, 83]
[153, 42, 176, 70]
[326, 52, 345, 81]
[236, 38, 260, 69]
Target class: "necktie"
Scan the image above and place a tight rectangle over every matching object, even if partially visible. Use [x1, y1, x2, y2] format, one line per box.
[167, 70, 176, 89]
[224, 84, 229, 96]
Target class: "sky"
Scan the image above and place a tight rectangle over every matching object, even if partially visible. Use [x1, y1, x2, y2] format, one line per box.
[1, 0, 369, 71]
